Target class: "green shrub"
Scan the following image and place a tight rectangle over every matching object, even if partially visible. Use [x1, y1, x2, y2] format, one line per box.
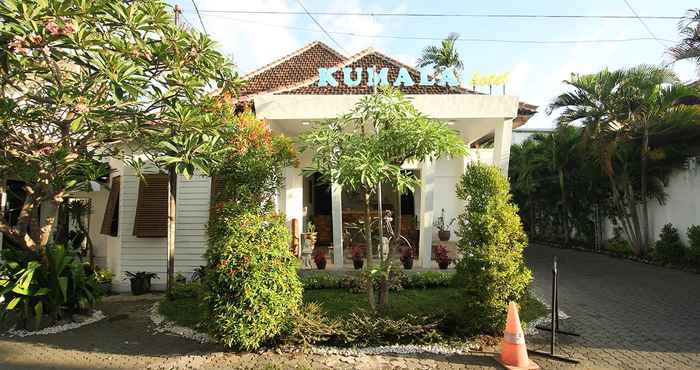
[453, 163, 532, 335]
[167, 281, 203, 300]
[282, 308, 442, 347]
[605, 238, 634, 256]
[206, 210, 302, 350]
[0, 245, 102, 327]
[654, 223, 686, 264]
[687, 225, 700, 264]
[404, 271, 453, 289]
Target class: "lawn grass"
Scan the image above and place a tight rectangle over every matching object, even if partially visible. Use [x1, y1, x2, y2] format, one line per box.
[160, 287, 547, 332]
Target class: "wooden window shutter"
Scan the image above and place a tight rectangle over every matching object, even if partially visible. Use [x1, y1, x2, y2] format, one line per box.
[210, 176, 224, 201]
[100, 176, 121, 236]
[133, 174, 168, 238]
[209, 176, 225, 217]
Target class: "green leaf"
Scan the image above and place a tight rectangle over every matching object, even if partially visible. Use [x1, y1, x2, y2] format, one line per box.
[70, 116, 84, 132]
[6, 297, 21, 310]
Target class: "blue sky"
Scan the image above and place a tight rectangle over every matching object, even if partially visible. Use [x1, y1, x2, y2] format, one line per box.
[173, 0, 699, 128]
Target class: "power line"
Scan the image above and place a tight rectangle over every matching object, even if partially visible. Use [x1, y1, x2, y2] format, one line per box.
[622, 0, 667, 47]
[293, 0, 348, 54]
[185, 9, 682, 20]
[190, 0, 208, 34]
[198, 14, 676, 45]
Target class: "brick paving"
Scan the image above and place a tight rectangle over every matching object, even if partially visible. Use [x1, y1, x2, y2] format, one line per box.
[1, 244, 699, 369]
[525, 244, 700, 369]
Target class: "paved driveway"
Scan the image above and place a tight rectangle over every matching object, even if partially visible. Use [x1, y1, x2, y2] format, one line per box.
[525, 245, 700, 369]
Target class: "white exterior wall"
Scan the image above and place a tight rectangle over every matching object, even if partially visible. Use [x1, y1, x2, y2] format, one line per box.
[114, 166, 211, 292]
[603, 158, 700, 244]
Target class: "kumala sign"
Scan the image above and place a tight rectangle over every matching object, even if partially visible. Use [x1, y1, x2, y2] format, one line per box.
[318, 67, 460, 87]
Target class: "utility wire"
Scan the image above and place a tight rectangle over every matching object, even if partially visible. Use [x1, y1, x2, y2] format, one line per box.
[198, 14, 676, 45]
[190, 0, 208, 34]
[622, 0, 667, 47]
[185, 9, 681, 20]
[293, 0, 348, 54]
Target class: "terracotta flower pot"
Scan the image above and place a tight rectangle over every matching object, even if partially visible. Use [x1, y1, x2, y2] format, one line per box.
[438, 230, 451, 241]
[438, 260, 450, 270]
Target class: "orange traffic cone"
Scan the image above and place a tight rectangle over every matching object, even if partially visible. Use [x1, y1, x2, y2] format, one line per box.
[496, 302, 539, 370]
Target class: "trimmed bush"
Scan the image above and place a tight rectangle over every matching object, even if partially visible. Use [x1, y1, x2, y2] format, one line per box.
[454, 163, 532, 335]
[654, 223, 686, 264]
[206, 209, 302, 350]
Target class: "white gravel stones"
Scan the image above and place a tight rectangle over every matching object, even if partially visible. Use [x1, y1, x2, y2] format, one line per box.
[4, 310, 105, 337]
[149, 302, 211, 344]
[303, 343, 475, 357]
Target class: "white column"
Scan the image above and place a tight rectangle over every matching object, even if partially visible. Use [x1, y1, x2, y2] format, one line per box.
[492, 119, 513, 175]
[418, 158, 435, 268]
[331, 182, 343, 268]
[282, 167, 304, 250]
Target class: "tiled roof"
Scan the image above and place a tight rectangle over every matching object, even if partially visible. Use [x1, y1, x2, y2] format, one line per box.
[239, 41, 346, 98]
[239, 40, 537, 115]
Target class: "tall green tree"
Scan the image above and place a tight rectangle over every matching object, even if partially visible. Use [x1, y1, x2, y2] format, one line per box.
[549, 65, 700, 254]
[301, 87, 465, 309]
[416, 32, 464, 79]
[0, 0, 239, 266]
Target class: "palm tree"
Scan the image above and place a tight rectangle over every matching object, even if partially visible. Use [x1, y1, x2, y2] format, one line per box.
[416, 33, 464, 79]
[669, 9, 700, 66]
[509, 139, 542, 234]
[533, 125, 580, 245]
[549, 65, 700, 255]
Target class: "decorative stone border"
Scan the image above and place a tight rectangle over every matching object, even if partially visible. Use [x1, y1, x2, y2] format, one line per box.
[3, 310, 105, 337]
[149, 302, 211, 344]
[524, 292, 569, 335]
[300, 343, 477, 356]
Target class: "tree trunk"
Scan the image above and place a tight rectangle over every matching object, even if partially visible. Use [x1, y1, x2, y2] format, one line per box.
[558, 168, 569, 246]
[640, 123, 650, 255]
[363, 190, 375, 311]
[167, 167, 177, 296]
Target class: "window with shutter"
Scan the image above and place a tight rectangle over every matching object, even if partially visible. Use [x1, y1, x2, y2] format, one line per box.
[133, 174, 168, 238]
[209, 176, 224, 217]
[100, 176, 120, 237]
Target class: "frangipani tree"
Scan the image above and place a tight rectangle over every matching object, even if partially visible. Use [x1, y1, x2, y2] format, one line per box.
[0, 0, 239, 271]
[302, 88, 465, 309]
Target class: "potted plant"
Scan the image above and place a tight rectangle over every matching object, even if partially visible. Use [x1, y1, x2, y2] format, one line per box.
[125, 271, 159, 295]
[433, 208, 455, 241]
[302, 221, 318, 269]
[435, 244, 451, 269]
[95, 269, 114, 294]
[314, 250, 327, 270]
[400, 246, 414, 270]
[351, 245, 365, 270]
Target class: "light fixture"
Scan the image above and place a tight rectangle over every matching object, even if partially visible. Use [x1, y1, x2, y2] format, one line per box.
[447, 120, 455, 126]
[301, 121, 310, 126]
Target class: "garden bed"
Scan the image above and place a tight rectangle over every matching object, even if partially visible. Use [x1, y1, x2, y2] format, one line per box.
[158, 283, 546, 347]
